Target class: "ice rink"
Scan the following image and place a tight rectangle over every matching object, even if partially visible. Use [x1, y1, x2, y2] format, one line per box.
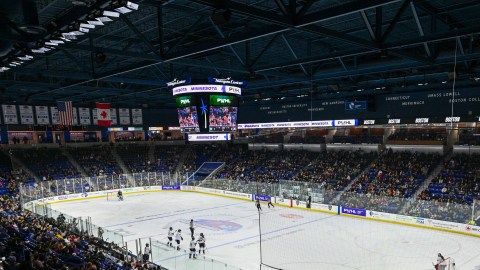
[50, 191, 480, 270]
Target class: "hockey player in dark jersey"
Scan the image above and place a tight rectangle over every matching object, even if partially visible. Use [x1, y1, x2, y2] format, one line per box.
[256, 199, 262, 211]
[267, 197, 274, 208]
[117, 190, 123, 201]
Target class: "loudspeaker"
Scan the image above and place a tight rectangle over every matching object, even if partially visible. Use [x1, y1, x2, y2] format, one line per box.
[210, 9, 231, 25]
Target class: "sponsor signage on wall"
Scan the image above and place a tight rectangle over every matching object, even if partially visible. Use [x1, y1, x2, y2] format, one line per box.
[341, 207, 366, 216]
[187, 133, 231, 141]
[415, 118, 429, 124]
[172, 84, 242, 96]
[388, 119, 401, 124]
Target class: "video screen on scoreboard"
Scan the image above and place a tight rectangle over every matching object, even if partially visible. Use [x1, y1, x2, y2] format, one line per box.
[176, 96, 200, 133]
[208, 95, 238, 132]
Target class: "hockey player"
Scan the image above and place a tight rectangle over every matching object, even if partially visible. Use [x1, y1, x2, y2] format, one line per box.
[189, 237, 197, 259]
[189, 219, 195, 237]
[175, 229, 183, 250]
[267, 197, 274, 208]
[167, 227, 174, 247]
[117, 190, 124, 201]
[434, 253, 445, 270]
[143, 244, 151, 262]
[255, 199, 262, 211]
[197, 233, 206, 255]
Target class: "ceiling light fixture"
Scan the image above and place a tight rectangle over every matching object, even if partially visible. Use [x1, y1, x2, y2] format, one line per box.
[103, 10, 120, 17]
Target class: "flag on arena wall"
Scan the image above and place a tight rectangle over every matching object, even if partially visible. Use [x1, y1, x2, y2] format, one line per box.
[131, 108, 143, 125]
[96, 103, 112, 126]
[19, 105, 34, 125]
[35, 106, 50, 125]
[2, 104, 19, 124]
[57, 101, 74, 126]
[78, 107, 91, 125]
[119, 108, 131, 125]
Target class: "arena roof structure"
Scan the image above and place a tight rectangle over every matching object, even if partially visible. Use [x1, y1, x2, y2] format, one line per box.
[1, 0, 480, 108]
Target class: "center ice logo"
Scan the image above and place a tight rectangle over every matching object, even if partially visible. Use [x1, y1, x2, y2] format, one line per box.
[196, 219, 242, 232]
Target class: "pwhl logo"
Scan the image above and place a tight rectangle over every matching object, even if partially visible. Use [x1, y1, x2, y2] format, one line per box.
[216, 98, 231, 104]
[196, 220, 242, 232]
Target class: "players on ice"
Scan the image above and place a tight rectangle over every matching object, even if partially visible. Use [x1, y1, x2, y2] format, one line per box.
[189, 237, 197, 259]
[117, 190, 124, 201]
[167, 227, 174, 247]
[175, 229, 183, 250]
[189, 219, 195, 237]
[197, 232, 206, 254]
[255, 199, 262, 211]
[267, 197, 274, 208]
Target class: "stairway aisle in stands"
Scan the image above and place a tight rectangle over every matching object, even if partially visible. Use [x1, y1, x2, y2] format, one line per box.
[5, 148, 39, 181]
[61, 147, 88, 177]
[400, 149, 453, 214]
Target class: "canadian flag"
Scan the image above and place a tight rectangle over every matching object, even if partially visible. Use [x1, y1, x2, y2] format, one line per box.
[96, 103, 112, 126]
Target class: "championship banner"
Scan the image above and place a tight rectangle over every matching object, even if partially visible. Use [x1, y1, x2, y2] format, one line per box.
[110, 108, 118, 125]
[131, 108, 143, 125]
[72, 107, 79, 125]
[50, 107, 59, 125]
[2, 104, 19, 124]
[19, 105, 34, 124]
[35, 106, 50, 125]
[119, 108, 131, 125]
[92, 108, 98, 125]
[78, 107, 91, 125]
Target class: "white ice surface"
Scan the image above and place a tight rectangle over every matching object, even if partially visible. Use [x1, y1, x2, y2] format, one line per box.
[50, 192, 480, 270]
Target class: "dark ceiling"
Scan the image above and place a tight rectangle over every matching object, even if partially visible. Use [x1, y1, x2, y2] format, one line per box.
[1, 0, 480, 108]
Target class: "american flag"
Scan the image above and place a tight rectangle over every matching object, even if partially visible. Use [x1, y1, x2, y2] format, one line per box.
[57, 101, 73, 126]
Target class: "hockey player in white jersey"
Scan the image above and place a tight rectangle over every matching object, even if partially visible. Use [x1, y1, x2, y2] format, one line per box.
[197, 233, 206, 254]
[175, 229, 183, 250]
[189, 237, 197, 259]
[167, 227, 174, 247]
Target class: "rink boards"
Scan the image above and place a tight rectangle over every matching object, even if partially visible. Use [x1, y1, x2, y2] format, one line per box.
[23, 185, 480, 239]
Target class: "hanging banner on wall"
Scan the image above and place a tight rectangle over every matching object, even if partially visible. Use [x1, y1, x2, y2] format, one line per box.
[119, 108, 131, 125]
[131, 108, 143, 125]
[50, 107, 59, 125]
[78, 107, 91, 125]
[2, 105, 18, 124]
[35, 106, 50, 125]
[72, 107, 79, 125]
[19, 105, 34, 124]
[92, 108, 98, 125]
[110, 108, 118, 125]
